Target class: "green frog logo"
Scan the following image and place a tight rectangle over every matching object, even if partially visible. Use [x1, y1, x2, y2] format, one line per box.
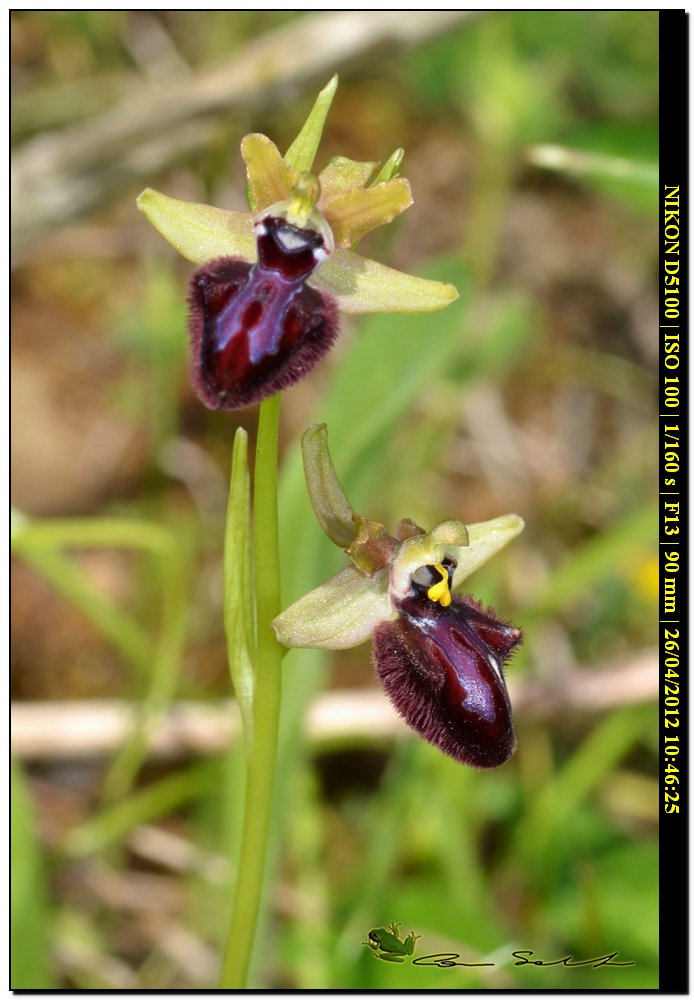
[365, 922, 420, 963]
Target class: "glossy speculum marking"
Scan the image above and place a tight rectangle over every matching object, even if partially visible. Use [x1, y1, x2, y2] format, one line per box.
[188, 214, 338, 410]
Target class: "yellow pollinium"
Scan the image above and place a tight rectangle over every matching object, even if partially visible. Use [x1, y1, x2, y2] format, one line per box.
[286, 172, 321, 228]
[427, 563, 452, 607]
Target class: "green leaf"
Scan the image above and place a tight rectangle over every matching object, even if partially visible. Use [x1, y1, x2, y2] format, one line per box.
[137, 188, 255, 265]
[63, 763, 218, 857]
[313, 249, 459, 314]
[11, 758, 55, 988]
[11, 513, 171, 553]
[14, 546, 152, 675]
[224, 427, 255, 753]
[512, 706, 652, 877]
[526, 143, 657, 186]
[284, 74, 339, 174]
[524, 122, 658, 214]
[529, 503, 657, 616]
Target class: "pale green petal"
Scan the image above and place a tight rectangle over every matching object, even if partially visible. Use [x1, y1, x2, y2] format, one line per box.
[322, 178, 412, 248]
[272, 566, 392, 651]
[451, 515, 525, 588]
[319, 156, 378, 198]
[284, 74, 338, 174]
[312, 249, 459, 314]
[241, 134, 295, 212]
[137, 188, 255, 264]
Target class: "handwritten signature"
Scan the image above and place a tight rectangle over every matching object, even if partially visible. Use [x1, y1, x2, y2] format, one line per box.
[411, 950, 635, 969]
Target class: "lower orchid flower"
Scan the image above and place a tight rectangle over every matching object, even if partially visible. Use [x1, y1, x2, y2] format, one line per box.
[272, 425, 525, 768]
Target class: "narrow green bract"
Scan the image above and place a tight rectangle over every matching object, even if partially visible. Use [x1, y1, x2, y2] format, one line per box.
[224, 428, 255, 753]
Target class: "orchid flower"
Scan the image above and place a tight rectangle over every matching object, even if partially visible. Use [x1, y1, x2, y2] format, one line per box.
[272, 425, 525, 768]
[137, 76, 458, 409]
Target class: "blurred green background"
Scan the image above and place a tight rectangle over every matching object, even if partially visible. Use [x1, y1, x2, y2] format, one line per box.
[11, 11, 658, 990]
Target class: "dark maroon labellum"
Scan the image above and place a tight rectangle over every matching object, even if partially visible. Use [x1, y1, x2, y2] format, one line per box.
[188, 215, 338, 409]
[373, 580, 522, 768]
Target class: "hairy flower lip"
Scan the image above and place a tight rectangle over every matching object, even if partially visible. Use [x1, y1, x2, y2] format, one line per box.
[373, 591, 520, 768]
[272, 424, 524, 768]
[187, 250, 340, 411]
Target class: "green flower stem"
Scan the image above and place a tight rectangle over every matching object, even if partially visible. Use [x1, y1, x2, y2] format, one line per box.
[221, 393, 284, 989]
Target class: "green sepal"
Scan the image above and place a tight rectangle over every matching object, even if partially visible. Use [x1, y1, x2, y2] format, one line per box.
[312, 249, 459, 314]
[284, 74, 338, 174]
[137, 188, 255, 265]
[272, 565, 392, 650]
[301, 423, 357, 547]
[224, 427, 256, 754]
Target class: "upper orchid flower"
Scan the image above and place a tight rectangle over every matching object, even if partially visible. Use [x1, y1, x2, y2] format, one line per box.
[137, 76, 458, 409]
[272, 425, 524, 769]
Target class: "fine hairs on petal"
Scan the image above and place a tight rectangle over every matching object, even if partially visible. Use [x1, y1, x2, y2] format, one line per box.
[373, 594, 521, 768]
[188, 256, 340, 410]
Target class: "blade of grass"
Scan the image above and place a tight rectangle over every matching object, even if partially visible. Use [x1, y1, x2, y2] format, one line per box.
[63, 762, 218, 858]
[511, 705, 652, 877]
[528, 503, 657, 617]
[11, 758, 55, 988]
[14, 546, 153, 676]
[11, 515, 172, 553]
[102, 537, 190, 800]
